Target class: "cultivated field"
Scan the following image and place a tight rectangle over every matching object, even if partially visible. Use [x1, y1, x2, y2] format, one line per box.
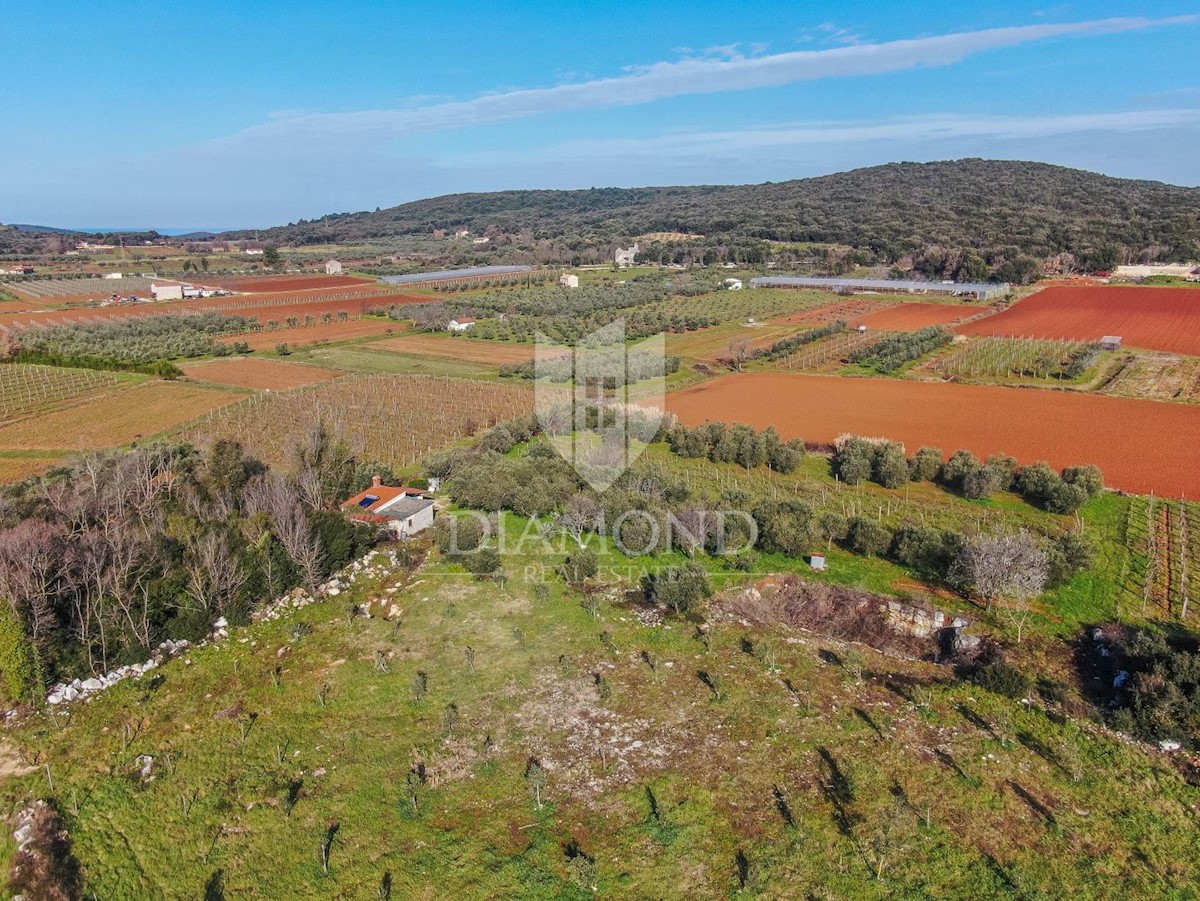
[1101, 353, 1200, 403]
[0, 454, 63, 483]
[930, 336, 1100, 382]
[221, 319, 407, 350]
[665, 320, 808, 361]
[210, 274, 375, 293]
[367, 334, 536, 365]
[958, 286, 1200, 355]
[858, 302, 985, 331]
[0, 276, 178, 300]
[0, 364, 122, 420]
[666, 373, 1200, 497]
[770, 298, 896, 327]
[0, 381, 240, 451]
[186, 375, 536, 467]
[181, 358, 343, 391]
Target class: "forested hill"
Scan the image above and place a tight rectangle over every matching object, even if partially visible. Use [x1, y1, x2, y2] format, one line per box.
[235, 160, 1200, 263]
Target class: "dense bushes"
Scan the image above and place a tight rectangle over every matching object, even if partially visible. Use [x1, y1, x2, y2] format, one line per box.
[0, 433, 383, 686]
[1109, 629, 1200, 745]
[668, 422, 805, 473]
[641, 563, 712, 615]
[10, 313, 251, 370]
[847, 326, 952, 373]
[834, 433, 1104, 512]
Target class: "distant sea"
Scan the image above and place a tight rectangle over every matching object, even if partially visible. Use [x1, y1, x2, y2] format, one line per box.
[69, 227, 240, 236]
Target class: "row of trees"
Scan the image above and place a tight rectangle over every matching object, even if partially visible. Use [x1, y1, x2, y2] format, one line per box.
[666, 422, 806, 474]
[847, 326, 952, 373]
[0, 428, 389, 702]
[8, 313, 252, 372]
[833, 435, 1104, 513]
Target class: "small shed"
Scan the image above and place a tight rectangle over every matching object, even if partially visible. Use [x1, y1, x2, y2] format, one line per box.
[325, 259, 343, 275]
[559, 274, 579, 288]
[723, 278, 743, 291]
[448, 316, 476, 332]
[1100, 335, 1123, 351]
[810, 554, 827, 572]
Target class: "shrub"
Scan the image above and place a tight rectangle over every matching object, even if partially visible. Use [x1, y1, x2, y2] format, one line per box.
[847, 517, 891, 557]
[1063, 464, 1104, 498]
[972, 661, 1032, 698]
[642, 564, 712, 616]
[1047, 533, 1096, 587]
[872, 441, 909, 489]
[275, 342, 291, 355]
[559, 547, 599, 586]
[0, 606, 42, 705]
[752, 500, 816, 557]
[908, 446, 943, 482]
[941, 449, 981, 491]
[433, 516, 485, 555]
[833, 436, 875, 485]
[460, 548, 502, 577]
[961, 466, 1001, 500]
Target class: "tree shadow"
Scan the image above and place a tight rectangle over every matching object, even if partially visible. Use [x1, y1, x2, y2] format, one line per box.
[1007, 781, 1056, 827]
[204, 869, 225, 901]
[816, 746, 859, 838]
[956, 703, 997, 739]
[818, 648, 843, 667]
[934, 748, 969, 780]
[853, 707, 885, 741]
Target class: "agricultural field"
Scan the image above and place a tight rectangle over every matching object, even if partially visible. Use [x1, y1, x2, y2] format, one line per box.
[858, 302, 987, 331]
[769, 298, 896, 327]
[207, 274, 376, 292]
[665, 372, 1200, 498]
[181, 358, 343, 391]
[184, 375, 536, 468]
[0, 381, 240, 451]
[366, 333, 536, 365]
[929, 336, 1104, 383]
[1101, 352, 1200, 403]
[290, 344, 502, 380]
[664, 320, 809, 362]
[0, 363, 124, 420]
[0, 276, 176, 300]
[221, 318, 406, 350]
[770, 329, 887, 371]
[0, 452, 64, 482]
[958, 285, 1200, 355]
[1111, 495, 1200, 625]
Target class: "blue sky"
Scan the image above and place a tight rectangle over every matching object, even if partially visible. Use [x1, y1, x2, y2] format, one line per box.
[2, 1, 1199, 229]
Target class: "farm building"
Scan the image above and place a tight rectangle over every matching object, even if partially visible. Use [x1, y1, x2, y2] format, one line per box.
[324, 260, 344, 275]
[380, 265, 533, 289]
[342, 476, 435, 538]
[448, 317, 476, 332]
[750, 276, 1010, 301]
[150, 283, 183, 301]
[615, 243, 639, 268]
[724, 278, 744, 291]
[1100, 335, 1123, 351]
[1114, 263, 1200, 279]
[244, 247, 264, 256]
[559, 274, 579, 288]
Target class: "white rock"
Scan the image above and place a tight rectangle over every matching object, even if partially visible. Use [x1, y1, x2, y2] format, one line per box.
[81, 678, 103, 692]
[1159, 739, 1182, 752]
[214, 617, 228, 629]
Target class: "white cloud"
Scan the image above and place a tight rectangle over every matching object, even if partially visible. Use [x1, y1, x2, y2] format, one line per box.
[204, 15, 1198, 150]
[451, 109, 1200, 164]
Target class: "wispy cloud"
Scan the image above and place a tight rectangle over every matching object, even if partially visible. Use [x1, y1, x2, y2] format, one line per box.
[206, 16, 1198, 150]
[452, 109, 1200, 164]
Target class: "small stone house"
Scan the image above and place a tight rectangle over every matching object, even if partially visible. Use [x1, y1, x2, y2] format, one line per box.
[448, 316, 476, 332]
[325, 259, 344, 275]
[342, 476, 435, 538]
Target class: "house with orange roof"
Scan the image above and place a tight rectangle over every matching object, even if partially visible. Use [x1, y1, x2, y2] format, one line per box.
[342, 476, 435, 538]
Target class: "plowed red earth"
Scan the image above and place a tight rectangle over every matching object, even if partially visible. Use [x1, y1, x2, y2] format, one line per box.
[957, 286, 1200, 355]
[666, 373, 1200, 498]
[858, 302, 982, 331]
[211, 275, 375, 292]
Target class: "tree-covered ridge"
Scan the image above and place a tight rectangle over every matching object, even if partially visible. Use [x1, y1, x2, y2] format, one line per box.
[232, 160, 1200, 264]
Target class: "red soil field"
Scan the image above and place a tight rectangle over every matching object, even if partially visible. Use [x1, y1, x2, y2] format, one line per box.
[222, 319, 408, 350]
[957, 286, 1200, 355]
[666, 373, 1200, 498]
[770, 299, 896, 327]
[858, 302, 984, 331]
[181, 358, 343, 391]
[213, 275, 375, 293]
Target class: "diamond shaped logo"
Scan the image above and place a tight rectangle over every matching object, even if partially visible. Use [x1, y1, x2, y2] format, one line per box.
[534, 318, 666, 492]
